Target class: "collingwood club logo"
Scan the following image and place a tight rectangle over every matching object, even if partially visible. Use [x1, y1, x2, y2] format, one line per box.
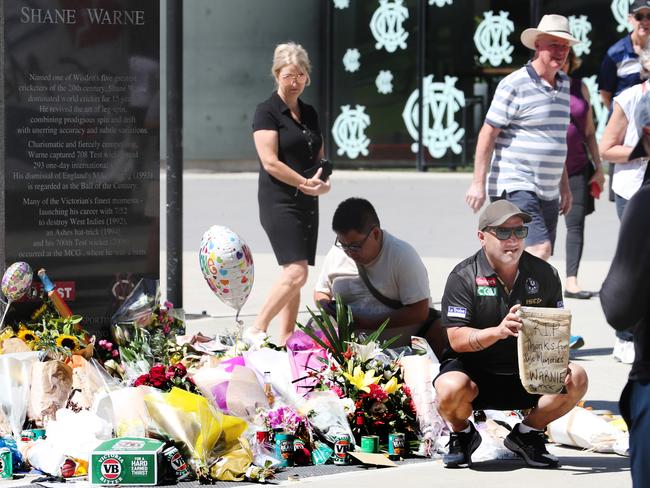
[569, 15, 592, 56]
[402, 75, 465, 158]
[333, 0, 350, 9]
[474, 10, 514, 67]
[370, 0, 409, 53]
[332, 105, 371, 159]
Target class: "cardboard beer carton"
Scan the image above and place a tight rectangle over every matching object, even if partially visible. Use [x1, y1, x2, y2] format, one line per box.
[90, 437, 164, 485]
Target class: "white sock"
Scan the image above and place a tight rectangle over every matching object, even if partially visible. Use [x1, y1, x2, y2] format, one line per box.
[459, 423, 472, 433]
[518, 423, 541, 434]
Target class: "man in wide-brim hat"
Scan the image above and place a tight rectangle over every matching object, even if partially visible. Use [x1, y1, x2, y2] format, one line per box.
[466, 14, 580, 263]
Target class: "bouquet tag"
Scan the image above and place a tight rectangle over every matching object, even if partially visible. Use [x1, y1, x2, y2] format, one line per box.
[516, 307, 571, 395]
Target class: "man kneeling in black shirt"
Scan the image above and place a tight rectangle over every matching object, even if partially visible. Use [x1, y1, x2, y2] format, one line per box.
[434, 200, 588, 468]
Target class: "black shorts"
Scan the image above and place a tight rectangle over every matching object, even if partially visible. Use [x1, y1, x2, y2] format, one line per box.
[436, 358, 541, 410]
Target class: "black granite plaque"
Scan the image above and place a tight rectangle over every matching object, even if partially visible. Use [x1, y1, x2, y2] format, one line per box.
[1, 0, 160, 335]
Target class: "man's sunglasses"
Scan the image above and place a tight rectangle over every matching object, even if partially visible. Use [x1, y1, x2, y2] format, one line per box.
[485, 226, 529, 240]
[335, 225, 376, 253]
[634, 12, 650, 21]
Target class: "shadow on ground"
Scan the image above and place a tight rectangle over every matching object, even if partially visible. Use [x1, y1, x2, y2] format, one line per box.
[472, 454, 629, 475]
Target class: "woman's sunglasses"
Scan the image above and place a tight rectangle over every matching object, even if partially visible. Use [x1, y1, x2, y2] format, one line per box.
[634, 12, 650, 21]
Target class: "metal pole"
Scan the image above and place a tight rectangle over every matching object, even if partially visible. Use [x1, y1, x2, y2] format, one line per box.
[166, 0, 183, 307]
[416, 0, 426, 171]
[322, 0, 334, 160]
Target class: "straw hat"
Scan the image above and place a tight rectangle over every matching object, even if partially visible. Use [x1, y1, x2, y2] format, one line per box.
[520, 14, 580, 50]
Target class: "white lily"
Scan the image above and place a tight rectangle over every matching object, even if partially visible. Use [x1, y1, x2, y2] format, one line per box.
[349, 341, 382, 363]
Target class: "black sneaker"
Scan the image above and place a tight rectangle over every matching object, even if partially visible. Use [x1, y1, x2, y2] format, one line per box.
[443, 422, 482, 468]
[504, 424, 559, 468]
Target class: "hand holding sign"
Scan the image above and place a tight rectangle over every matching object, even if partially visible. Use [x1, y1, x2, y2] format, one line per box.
[516, 307, 572, 395]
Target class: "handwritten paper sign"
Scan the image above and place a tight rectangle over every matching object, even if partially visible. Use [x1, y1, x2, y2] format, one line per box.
[517, 307, 572, 395]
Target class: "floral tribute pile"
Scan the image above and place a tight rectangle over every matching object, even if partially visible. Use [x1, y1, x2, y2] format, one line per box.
[0, 270, 441, 485]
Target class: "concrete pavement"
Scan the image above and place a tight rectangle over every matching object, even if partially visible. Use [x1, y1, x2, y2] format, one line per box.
[160, 170, 632, 487]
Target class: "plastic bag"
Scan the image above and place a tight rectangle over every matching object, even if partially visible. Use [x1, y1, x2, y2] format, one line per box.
[111, 278, 159, 328]
[300, 391, 356, 447]
[401, 354, 445, 457]
[28, 360, 73, 426]
[285, 329, 327, 397]
[547, 406, 627, 453]
[0, 351, 41, 437]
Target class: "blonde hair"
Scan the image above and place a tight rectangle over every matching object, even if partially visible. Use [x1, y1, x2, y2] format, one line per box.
[271, 42, 311, 86]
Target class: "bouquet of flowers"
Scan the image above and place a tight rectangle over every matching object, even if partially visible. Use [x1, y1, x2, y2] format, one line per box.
[11, 304, 89, 359]
[297, 300, 419, 445]
[256, 405, 306, 436]
[111, 280, 187, 379]
[133, 362, 199, 394]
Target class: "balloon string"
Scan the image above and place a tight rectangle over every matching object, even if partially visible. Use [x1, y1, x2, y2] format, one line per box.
[0, 299, 12, 329]
[234, 309, 244, 356]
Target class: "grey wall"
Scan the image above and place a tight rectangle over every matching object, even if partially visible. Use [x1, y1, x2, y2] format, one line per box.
[161, 0, 322, 162]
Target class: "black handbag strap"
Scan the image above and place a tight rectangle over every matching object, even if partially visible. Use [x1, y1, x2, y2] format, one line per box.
[356, 264, 403, 310]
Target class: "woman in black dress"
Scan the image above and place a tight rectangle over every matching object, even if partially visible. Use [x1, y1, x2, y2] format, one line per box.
[249, 42, 330, 345]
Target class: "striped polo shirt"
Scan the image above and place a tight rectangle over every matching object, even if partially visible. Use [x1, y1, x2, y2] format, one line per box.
[485, 63, 570, 201]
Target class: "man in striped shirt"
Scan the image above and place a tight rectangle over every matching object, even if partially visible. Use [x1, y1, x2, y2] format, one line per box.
[466, 14, 579, 261]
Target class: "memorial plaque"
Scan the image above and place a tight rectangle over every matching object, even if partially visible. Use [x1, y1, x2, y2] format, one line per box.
[517, 307, 572, 395]
[1, 0, 160, 335]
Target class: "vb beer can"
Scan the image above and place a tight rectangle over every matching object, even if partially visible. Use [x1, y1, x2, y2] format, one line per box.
[388, 433, 406, 457]
[0, 447, 13, 480]
[333, 435, 350, 465]
[163, 445, 191, 481]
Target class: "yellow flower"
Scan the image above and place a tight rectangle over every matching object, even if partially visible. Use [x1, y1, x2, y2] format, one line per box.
[383, 376, 401, 395]
[56, 334, 79, 351]
[0, 327, 15, 342]
[17, 327, 38, 343]
[342, 365, 381, 392]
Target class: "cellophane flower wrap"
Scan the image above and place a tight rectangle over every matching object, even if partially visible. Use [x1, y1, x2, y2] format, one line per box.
[143, 387, 247, 480]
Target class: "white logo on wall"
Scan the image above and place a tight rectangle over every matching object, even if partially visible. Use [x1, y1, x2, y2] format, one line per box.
[473, 10, 514, 67]
[569, 15, 592, 56]
[611, 0, 633, 33]
[583, 75, 608, 141]
[333, 0, 350, 9]
[375, 70, 394, 94]
[342, 48, 361, 73]
[402, 75, 466, 158]
[428, 0, 452, 6]
[332, 105, 371, 159]
[370, 0, 409, 53]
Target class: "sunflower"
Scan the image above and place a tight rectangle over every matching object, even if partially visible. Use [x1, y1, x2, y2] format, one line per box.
[17, 327, 38, 343]
[55, 334, 79, 351]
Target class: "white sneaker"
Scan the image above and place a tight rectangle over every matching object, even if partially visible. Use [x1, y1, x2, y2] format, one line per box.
[243, 327, 268, 348]
[613, 337, 625, 362]
[621, 340, 635, 365]
[613, 337, 635, 364]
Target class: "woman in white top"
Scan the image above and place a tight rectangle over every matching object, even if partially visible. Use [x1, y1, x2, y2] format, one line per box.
[600, 42, 650, 219]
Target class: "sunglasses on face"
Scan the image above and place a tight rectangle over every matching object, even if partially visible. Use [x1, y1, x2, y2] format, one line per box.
[634, 12, 650, 21]
[335, 225, 376, 253]
[485, 226, 529, 240]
